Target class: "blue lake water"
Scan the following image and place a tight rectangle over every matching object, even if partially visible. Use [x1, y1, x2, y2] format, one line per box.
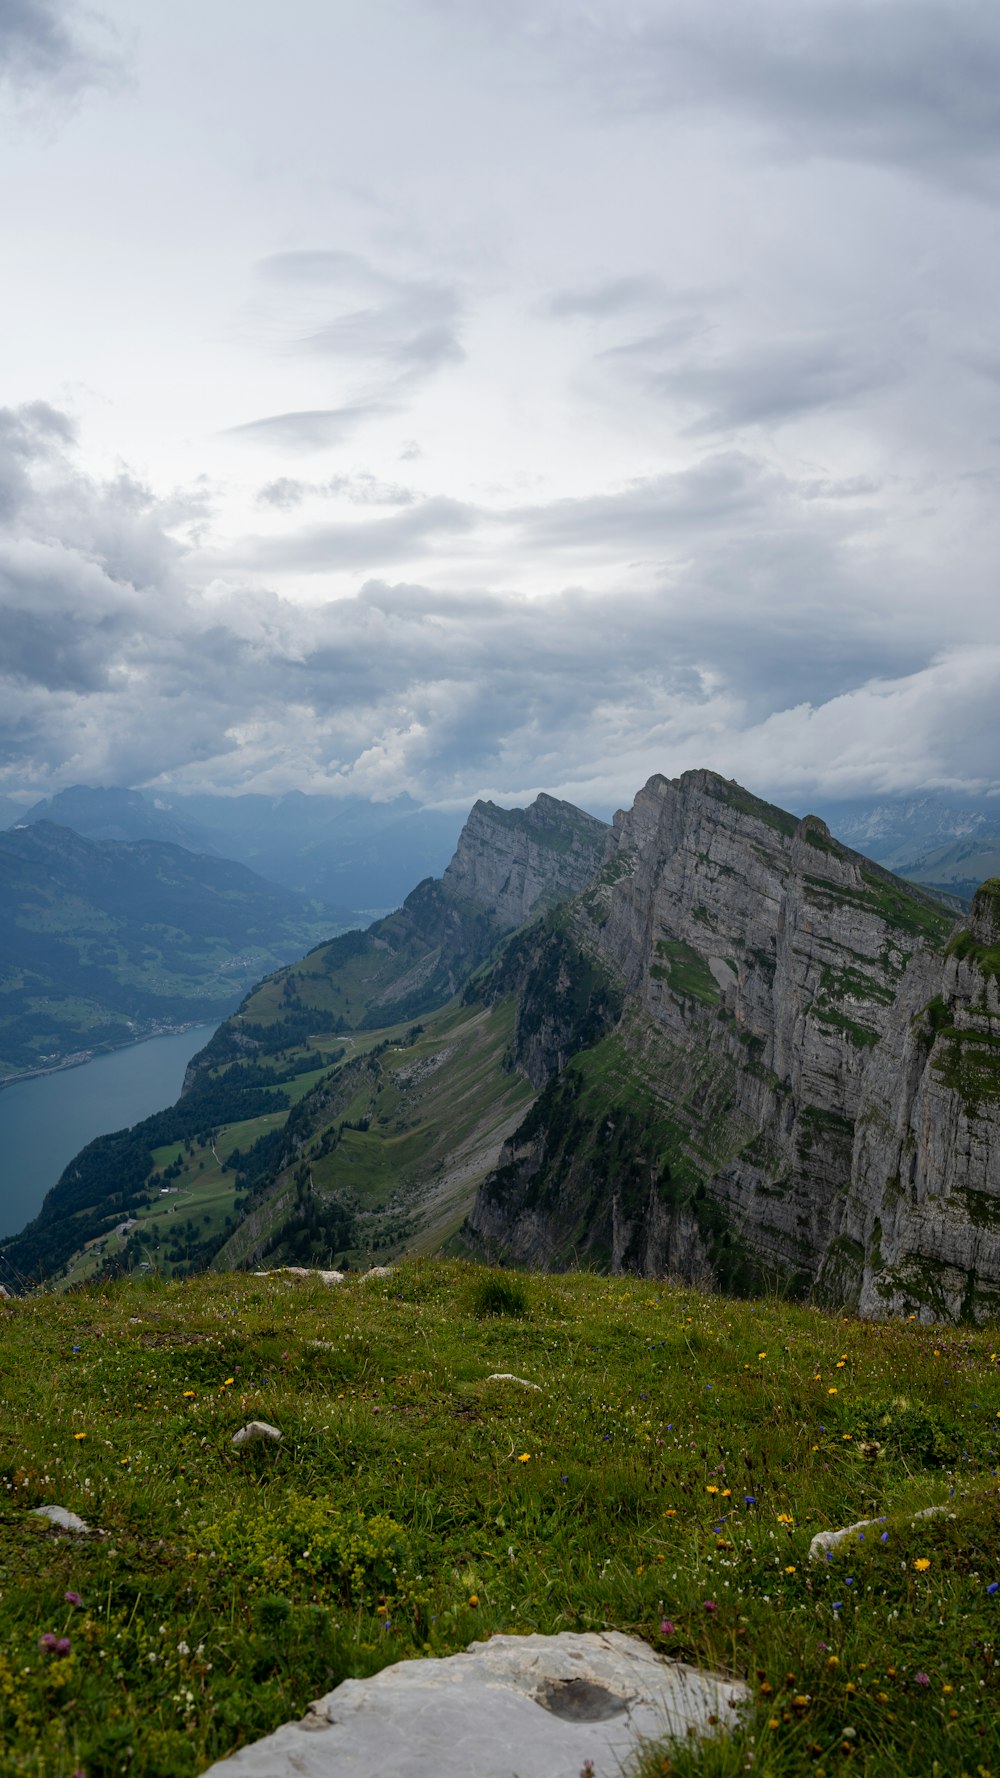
[0, 1025, 218, 1241]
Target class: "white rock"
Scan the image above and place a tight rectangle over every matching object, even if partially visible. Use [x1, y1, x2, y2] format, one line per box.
[809, 1517, 885, 1560]
[196, 1630, 748, 1777]
[485, 1373, 543, 1391]
[361, 1266, 394, 1280]
[31, 1505, 92, 1534]
[232, 1421, 282, 1448]
[810, 1503, 951, 1561]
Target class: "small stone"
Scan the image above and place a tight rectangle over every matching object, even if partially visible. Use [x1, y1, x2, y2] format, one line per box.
[31, 1505, 92, 1535]
[485, 1373, 543, 1391]
[232, 1421, 282, 1448]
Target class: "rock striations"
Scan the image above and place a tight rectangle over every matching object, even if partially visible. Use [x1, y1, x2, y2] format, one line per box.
[466, 770, 1000, 1320]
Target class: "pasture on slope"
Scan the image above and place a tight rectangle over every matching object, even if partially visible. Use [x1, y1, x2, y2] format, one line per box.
[0, 1262, 998, 1777]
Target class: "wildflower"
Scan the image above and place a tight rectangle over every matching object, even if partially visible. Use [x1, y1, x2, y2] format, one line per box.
[744, 1495, 756, 1506]
[777, 1513, 793, 1525]
[914, 1558, 931, 1572]
[942, 1683, 953, 1695]
[468, 1594, 479, 1607]
[182, 1390, 195, 1399]
[721, 1488, 731, 1497]
[517, 1453, 531, 1463]
[987, 1582, 999, 1595]
[758, 1352, 767, 1359]
[703, 1600, 718, 1612]
[914, 1672, 930, 1686]
[827, 1387, 838, 1395]
[784, 1565, 796, 1574]
[73, 1432, 87, 1441]
[222, 1377, 234, 1387]
[660, 1619, 675, 1634]
[706, 1484, 719, 1495]
[827, 1656, 839, 1668]
[880, 1532, 889, 1543]
[64, 1591, 82, 1607]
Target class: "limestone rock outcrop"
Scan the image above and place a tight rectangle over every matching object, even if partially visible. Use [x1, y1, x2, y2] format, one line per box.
[442, 793, 608, 931]
[197, 1630, 747, 1778]
[467, 772, 1000, 1318]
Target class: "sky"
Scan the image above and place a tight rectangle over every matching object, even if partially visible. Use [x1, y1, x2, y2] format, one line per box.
[2, 0, 1000, 815]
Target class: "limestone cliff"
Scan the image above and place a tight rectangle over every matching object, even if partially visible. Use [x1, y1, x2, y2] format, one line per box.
[442, 794, 608, 931]
[196, 793, 608, 1051]
[466, 771, 1000, 1320]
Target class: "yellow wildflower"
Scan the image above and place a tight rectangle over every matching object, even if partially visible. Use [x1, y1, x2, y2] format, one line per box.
[517, 1453, 531, 1463]
[914, 1557, 931, 1572]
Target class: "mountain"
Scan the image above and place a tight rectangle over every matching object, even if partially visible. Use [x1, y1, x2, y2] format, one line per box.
[15, 784, 467, 913]
[0, 795, 23, 831]
[0, 821, 345, 1080]
[808, 792, 1000, 873]
[217, 791, 610, 1038]
[467, 770, 1000, 1321]
[1, 792, 607, 1278]
[18, 785, 220, 853]
[13, 772, 1000, 1324]
[891, 830, 1000, 904]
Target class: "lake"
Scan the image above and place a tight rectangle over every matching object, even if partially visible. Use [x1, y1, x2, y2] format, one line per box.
[0, 1025, 219, 1241]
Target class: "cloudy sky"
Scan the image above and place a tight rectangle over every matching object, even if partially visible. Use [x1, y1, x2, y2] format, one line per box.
[2, 0, 1000, 814]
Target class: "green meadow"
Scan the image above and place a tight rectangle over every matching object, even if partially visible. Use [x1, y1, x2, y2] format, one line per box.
[1, 1262, 998, 1778]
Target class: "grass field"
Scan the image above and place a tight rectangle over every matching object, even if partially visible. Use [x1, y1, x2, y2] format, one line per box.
[1, 1262, 998, 1777]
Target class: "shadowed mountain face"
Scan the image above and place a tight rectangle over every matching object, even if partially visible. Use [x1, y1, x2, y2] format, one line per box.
[0, 822, 344, 1078]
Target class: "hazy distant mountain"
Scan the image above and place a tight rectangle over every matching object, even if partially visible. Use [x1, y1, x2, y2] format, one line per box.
[15, 785, 466, 912]
[813, 793, 1000, 873]
[175, 790, 466, 907]
[19, 786, 219, 854]
[0, 821, 346, 1079]
[0, 796, 24, 831]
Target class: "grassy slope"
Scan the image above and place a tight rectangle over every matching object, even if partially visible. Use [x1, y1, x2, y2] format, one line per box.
[0, 1263, 998, 1777]
[216, 995, 536, 1270]
[47, 992, 533, 1287]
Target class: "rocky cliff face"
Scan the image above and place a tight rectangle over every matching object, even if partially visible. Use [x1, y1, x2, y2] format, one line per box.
[467, 771, 1000, 1320]
[442, 794, 608, 931]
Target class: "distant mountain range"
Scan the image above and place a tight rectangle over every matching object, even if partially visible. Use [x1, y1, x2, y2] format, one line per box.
[17, 774, 1000, 1328]
[5, 785, 466, 912]
[0, 821, 344, 1081]
[810, 793, 1000, 900]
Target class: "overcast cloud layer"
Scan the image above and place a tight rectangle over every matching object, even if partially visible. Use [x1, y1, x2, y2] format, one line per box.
[1, 0, 999, 813]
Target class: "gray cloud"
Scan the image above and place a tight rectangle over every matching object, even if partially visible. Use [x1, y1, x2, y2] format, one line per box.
[2, 401, 999, 814]
[0, 0, 118, 95]
[468, 0, 1000, 183]
[226, 495, 476, 572]
[224, 405, 391, 452]
[656, 335, 897, 434]
[546, 276, 668, 318]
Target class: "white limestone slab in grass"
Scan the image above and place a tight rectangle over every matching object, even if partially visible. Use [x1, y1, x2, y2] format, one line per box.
[197, 1630, 748, 1778]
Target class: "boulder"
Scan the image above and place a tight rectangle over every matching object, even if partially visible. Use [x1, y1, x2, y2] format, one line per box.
[30, 1505, 92, 1535]
[197, 1629, 747, 1777]
[232, 1421, 282, 1448]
